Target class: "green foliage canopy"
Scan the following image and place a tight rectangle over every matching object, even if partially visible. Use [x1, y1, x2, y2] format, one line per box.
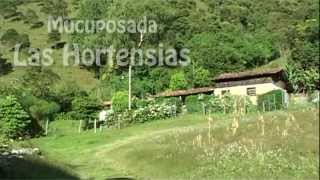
[112, 91, 129, 112]
[169, 71, 188, 90]
[0, 95, 31, 139]
[71, 96, 100, 120]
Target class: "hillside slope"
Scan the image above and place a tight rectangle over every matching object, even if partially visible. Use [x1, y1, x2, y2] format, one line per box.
[0, 1, 98, 91]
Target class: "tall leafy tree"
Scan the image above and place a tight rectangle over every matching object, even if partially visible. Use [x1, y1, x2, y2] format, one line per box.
[286, 64, 319, 93]
[0, 95, 31, 139]
[170, 71, 188, 90]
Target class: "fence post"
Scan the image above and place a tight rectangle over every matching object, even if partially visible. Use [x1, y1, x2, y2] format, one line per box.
[117, 117, 120, 129]
[78, 120, 82, 133]
[202, 103, 206, 115]
[282, 91, 285, 109]
[244, 97, 247, 114]
[263, 101, 266, 112]
[94, 119, 97, 133]
[273, 94, 276, 110]
[45, 119, 49, 136]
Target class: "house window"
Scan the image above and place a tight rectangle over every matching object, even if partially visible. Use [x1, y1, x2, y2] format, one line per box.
[247, 87, 256, 96]
[221, 90, 230, 95]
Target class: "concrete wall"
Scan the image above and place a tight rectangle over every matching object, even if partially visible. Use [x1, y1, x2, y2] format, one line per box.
[214, 83, 285, 105]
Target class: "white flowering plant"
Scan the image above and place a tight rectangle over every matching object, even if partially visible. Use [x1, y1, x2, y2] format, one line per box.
[106, 100, 178, 128]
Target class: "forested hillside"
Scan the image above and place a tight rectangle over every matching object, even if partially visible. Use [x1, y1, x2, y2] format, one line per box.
[1, 0, 319, 98]
[72, 0, 319, 99]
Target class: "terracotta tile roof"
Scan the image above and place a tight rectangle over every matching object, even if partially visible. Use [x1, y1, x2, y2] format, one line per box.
[214, 68, 284, 81]
[157, 87, 215, 97]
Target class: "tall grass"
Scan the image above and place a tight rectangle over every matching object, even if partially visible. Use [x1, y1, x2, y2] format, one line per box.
[28, 105, 319, 179]
[107, 108, 319, 179]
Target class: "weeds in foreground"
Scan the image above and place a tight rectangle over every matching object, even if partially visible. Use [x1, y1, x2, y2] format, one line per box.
[156, 108, 319, 179]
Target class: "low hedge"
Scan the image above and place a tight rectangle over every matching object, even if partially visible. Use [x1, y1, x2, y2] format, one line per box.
[106, 101, 178, 128]
[112, 91, 129, 112]
[156, 97, 183, 113]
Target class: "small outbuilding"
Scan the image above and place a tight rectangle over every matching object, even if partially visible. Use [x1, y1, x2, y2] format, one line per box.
[156, 68, 289, 105]
[214, 68, 288, 104]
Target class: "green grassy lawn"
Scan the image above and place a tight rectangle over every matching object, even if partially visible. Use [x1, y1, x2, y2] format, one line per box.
[26, 108, 319, 180]
[27, 114, 212, 179]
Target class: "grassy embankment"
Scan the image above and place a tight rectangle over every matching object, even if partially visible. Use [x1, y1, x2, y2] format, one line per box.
[24, 104, 319, 180]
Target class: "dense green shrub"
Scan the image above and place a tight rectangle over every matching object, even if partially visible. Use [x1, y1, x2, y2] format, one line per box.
[169, 72, 188, 90]
[257, 90, 287, 112]
[71, 96, 100, 121]
[208, 96, 224, 113]
[112, 91, 129, 112]
[29, 100, 61, 123]
[193, 67, 211, 88]
[0, 95, 31, 139]
[286, 64, 320, 93]
[22, 67, 60, 98]
[149, 68, 171, 94]
[51, 81, 83, 112]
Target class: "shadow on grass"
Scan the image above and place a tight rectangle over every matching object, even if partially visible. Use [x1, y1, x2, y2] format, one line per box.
[0, 156, 79, 180]
[106, 178, 135, 180]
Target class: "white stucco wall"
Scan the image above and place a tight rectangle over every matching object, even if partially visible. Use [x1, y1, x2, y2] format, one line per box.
[215, 83, 285, 105]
